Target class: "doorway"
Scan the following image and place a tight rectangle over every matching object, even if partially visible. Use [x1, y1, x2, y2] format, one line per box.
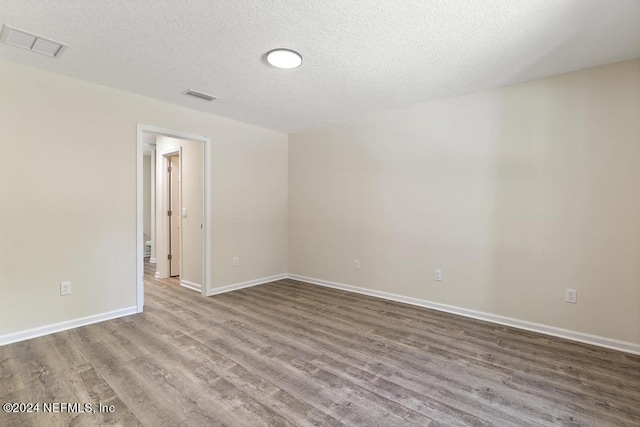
[136, 124, 211, 313]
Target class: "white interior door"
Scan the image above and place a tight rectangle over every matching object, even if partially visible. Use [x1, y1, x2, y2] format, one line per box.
[169, 154, 181, 276]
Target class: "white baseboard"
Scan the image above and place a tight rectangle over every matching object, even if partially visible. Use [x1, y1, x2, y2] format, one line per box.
[7, 274, 636, 355]
[0, 306, 138, 347]
[287, 274, 640, 356]
[149, 257, 157, 264]
[206, 274, 287, 297]
[180, 279, 202, 292]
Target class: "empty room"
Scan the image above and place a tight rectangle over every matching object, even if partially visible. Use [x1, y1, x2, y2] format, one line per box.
[1, 1, 639, 426]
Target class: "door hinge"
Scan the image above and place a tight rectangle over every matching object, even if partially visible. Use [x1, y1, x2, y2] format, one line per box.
[168, 210, 172, 216]
[168, 165, 172, 173]
[168, 254, 173, 260]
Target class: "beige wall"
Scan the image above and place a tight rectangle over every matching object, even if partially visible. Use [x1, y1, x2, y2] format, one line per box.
[0, 60, 288, 336]
[289, 60, 640, 344]
[1, 56, 637, 347]
[213, 130, 289, 287]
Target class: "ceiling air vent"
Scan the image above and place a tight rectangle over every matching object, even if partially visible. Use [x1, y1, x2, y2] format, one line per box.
[0, 25, 66, 58]
[183, 89, 218, 101]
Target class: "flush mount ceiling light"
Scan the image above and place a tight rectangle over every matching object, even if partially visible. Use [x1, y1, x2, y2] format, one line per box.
[266, 48, 302, 69]
[0, 25, 66, 58]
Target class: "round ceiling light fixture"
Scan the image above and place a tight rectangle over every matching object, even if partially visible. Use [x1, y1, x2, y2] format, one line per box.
[266, 48, 302, 69]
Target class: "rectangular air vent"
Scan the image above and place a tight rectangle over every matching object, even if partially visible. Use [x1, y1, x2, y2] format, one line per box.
[183, 89, 218, 101]
[0, 25, 66, 58]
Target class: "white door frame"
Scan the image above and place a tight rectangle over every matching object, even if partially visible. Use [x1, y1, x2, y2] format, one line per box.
[136, 124, 211, 312]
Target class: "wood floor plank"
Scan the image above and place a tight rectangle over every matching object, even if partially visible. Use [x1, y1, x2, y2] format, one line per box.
[180, 284, 536, 424]
[258, 280, 640, 422]
[1, 261, 639, 426]
[209, 290, 535, 424]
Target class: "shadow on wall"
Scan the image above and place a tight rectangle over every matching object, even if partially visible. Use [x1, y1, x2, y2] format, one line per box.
[486, 74, 640, 340]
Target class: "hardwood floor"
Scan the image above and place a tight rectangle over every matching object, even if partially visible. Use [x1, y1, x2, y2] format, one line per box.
[1, 261, 639, 426]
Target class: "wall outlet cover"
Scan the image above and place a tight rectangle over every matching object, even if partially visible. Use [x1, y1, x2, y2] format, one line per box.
[60, 281, 71, 296]
[565, 289, 577, 304]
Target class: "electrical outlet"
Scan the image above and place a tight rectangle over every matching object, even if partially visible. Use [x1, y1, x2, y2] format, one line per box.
[354, 259, 360, 270]
[60, 281, 71, 296]
[232, 257, 239, 267]
[565, 289, 577, 304]
[434, 269, 442, 281]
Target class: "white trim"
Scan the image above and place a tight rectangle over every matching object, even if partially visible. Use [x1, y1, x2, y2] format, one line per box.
[0, 307, 137, 347]
[149, 257, 157, 264]
[180, 279, 202, 292]
[10, 273, 636, 355]
[150, 147, 156, 262]
[206, 274, 288, 296]
[203, 132, 212, 298]
[136, 125, 144, 313]
[144, 252, 151, 257]
[287, 274, 640, 356]
[178, 149, 183, 282]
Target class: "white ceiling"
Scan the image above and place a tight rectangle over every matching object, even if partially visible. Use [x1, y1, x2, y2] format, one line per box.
[1, 0, 639, 133]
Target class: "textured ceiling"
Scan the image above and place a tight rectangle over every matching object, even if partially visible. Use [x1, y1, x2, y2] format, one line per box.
[1, 0, 639, 133]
